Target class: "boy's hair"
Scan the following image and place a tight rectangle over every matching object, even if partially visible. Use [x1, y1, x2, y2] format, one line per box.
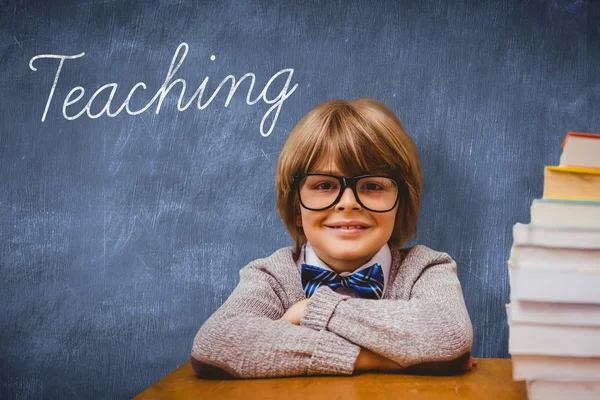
[275, 97, 423, 253]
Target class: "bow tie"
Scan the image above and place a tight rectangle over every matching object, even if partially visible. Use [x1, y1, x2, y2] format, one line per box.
[301, 262, 384, 300]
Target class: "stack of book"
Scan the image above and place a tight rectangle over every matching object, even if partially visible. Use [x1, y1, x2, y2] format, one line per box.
[507, 132, 600, 400]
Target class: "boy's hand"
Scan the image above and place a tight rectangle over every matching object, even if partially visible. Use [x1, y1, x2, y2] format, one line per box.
[280, 299, 309, 325]
[462, 355, 478, 371]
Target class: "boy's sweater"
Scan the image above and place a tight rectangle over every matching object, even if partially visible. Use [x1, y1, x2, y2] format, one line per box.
[191, 243, 473, 379]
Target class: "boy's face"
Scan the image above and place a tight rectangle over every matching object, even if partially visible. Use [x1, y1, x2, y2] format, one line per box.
[295, 160, 398, 274]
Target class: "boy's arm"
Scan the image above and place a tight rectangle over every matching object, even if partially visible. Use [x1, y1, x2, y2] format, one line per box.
[190, 261, 361, 379]
[299, 251, 473, 369]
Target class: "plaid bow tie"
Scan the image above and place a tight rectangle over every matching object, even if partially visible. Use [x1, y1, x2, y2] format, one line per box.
[300, 262, 384, 300]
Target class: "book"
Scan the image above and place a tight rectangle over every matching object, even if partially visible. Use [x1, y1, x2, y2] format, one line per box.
[508, 131, 600, 399]
[508, 322, 600, 356]
[543, 166, 600, 200]
[508, 266, 600, 304]
[508, 246, 600, 271]
[559, 132, 600, 169]
[507, 301, 600, 327]
[512, 222, 600, 249]
[526, 380, 600, 400]
[530, 198, 600, 228]
[512, 354, 600, 382]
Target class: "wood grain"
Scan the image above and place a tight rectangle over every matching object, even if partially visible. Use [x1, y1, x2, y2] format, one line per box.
[135, 358, 526, 400]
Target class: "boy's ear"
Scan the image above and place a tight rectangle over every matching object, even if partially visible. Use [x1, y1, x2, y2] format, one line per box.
[295, 214, 302, 228]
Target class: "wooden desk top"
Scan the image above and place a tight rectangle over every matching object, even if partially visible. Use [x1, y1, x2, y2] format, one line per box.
[135, 358, 526, 400]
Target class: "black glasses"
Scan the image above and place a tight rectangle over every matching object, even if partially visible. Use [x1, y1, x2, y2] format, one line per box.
[292, 173, 402, 212]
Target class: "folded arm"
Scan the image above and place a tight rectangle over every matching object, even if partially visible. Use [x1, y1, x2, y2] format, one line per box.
[299, 252, 473, 369]
[191, 261, 361, 379]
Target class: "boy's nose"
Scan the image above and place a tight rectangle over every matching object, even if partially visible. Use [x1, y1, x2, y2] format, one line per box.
[335, 187, 361, 210]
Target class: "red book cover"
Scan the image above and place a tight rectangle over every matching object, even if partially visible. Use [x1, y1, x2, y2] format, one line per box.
[561, 131, 600, 148]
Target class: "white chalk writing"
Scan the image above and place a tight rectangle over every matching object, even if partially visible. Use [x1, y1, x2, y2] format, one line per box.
[29, 42, 298, 137]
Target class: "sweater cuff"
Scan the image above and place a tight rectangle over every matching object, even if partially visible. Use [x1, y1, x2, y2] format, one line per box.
[307, 329, 361, 376]
[300, 285, 349, 331]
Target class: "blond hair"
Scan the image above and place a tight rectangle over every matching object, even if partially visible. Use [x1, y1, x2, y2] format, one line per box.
[275, 98, 423, 255]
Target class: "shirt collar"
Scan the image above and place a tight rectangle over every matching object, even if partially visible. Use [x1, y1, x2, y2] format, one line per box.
[304, 241, 391, 290]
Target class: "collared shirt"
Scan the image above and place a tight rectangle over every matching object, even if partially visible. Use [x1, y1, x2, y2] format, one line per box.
[304, 241, 391, 299]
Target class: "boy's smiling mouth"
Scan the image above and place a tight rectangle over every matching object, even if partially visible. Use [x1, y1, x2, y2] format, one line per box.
[325, 221, 371, 235]
[325, 220, 371, 229]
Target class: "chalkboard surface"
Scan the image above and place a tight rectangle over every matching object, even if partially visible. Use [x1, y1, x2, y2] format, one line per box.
[1, 0, 598, 398]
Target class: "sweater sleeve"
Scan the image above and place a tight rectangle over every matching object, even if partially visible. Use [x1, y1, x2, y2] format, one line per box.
[299, 251, 473, 368]
[190, 261, 361, 379]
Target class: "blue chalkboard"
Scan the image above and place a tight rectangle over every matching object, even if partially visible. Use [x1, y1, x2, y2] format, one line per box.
[1, 0, 598, 398]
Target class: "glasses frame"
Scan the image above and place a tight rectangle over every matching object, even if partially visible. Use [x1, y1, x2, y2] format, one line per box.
[291, 173, 402, 213]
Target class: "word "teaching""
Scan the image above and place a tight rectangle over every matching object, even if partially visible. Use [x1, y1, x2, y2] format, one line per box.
[29, 42, 298, 137]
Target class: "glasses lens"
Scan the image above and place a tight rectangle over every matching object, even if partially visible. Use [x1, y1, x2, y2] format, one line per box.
[299, 175, 341, 209]
[356, 177, 398, 211]
[298, 175, 398, 211]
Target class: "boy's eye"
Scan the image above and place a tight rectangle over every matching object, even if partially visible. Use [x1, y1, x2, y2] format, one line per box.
[359, 178, 394, 191]
[361, 182, 384, 191]
[314, 181, 338, 191]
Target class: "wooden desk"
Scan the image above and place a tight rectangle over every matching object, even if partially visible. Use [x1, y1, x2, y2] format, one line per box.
[135, 358, 526, 400]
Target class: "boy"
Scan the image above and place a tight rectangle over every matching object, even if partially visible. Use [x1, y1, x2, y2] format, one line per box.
[190, 98, 475, 379]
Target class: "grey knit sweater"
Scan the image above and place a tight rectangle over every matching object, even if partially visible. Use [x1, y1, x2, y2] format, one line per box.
[190, 243, 473, 379]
